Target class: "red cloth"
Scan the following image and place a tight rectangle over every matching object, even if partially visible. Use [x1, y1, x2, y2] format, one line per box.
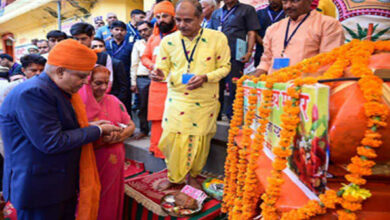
[125, 169, 222, 219]
[124, 159, 145, 178]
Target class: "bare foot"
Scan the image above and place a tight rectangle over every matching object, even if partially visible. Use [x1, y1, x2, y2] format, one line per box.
[133, 132, 147, 140]
[157, 180, 182, 191]
[187, 176, 203, 190]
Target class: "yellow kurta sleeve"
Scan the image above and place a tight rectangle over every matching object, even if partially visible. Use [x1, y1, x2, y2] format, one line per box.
[317, 0, 337, 18]
[155, 38, 172, 80]
[205, 33, 231, 83]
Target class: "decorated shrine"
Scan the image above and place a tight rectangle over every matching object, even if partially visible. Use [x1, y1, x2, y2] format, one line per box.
[222, 40, 390, 219]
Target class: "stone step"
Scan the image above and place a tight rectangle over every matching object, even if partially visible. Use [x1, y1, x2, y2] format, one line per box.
[127, 107, 229, 175]
[214, 121, 229, 143]
[124, 123, 228, 175]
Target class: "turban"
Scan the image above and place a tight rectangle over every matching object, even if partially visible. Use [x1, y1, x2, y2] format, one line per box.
[47, 39, 97, 71]
[154, 1, 175, 16]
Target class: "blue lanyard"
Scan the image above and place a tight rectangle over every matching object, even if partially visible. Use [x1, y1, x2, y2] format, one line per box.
[181, 28, 204, 73]
[127, 23, 137, 36]
[267, 8, 284, 23]
[201, 18, 208, 28]
[110, 39, 127, 56]
[282, 11, 310, 56]
[220, 6, 237, 26]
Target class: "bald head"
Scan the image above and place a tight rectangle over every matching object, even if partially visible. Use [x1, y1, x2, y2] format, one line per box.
[106, 12, 118, 26]
[175, 0, 203, 39]
[176, 0, 203, 18]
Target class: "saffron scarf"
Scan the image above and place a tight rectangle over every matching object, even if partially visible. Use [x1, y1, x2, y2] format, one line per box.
[71, 93, 101, 220]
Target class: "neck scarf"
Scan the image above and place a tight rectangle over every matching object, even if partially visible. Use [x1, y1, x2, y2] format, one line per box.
[70, 93, 101, 220]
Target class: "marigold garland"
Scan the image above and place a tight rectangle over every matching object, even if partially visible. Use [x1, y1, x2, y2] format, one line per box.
[222, 40, 390, 220]
[222, 75, 248, 214]
[231, 76, 258, 219]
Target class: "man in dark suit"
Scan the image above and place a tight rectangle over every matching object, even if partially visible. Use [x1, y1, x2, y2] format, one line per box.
[0, 39, 120, 219]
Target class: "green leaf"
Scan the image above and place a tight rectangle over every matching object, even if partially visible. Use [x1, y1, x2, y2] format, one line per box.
[372, 24, 379, 33]
[357, 24, 365, 38]
[371, 27, 390, 42]
[343, 25, 359, 39]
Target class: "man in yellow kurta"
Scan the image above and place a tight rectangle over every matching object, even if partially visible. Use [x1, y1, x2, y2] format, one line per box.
[151, 0, 231, 190]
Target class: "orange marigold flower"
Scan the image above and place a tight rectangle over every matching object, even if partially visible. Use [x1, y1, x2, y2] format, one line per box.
[350, 156, 376, 168]
[337, 210, 357, 220]
[345, 173, 367, 185]
[356, 146, 377, 159]
[272, 158, 288, 170]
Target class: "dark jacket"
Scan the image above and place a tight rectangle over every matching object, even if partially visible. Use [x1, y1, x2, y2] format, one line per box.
[97, 52, 131, 108]
[0, 72, 100, 209]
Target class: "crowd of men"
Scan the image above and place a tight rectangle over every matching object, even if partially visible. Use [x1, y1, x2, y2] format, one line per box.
[0, 0, 345, 218]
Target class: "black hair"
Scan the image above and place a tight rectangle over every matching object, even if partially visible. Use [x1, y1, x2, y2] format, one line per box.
[70, 22, 95, 37]
[131, 9, 146, 17]
[156, 0, 171, 2]
[110, 20, 127, 30]
[46, 30, 68, 40]
[93, 37, 105, 45]
[136, 21, 153, 28]
[38, 39, 48, 44]
[20, 54, 47, 68]
[0, 54, 13, 62]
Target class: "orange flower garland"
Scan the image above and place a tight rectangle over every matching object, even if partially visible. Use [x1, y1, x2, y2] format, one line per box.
[232, 78, 259, 219]
[223, 39, 390, 220]
[222, 75, 248, 214]
[231, 76, 258, 218]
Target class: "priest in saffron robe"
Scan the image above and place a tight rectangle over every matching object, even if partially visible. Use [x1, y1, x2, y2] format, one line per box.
[141, 1, 177, 159]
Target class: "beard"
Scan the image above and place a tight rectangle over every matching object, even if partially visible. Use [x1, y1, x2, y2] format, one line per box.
[158, 21, 175, 33]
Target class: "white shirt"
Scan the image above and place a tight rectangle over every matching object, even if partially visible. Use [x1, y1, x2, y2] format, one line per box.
[130, 39, 150, 86]
[0, 78, 26, 107]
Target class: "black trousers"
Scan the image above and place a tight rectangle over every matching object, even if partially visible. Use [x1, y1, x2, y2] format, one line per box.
[219, 59, 244, 119]
[136, 76, 151, 135]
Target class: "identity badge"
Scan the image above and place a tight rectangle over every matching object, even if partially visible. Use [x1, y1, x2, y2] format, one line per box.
[182, 73, 195, 84]
[272, 57, 290, 70]
[129, 36, 134, 43]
